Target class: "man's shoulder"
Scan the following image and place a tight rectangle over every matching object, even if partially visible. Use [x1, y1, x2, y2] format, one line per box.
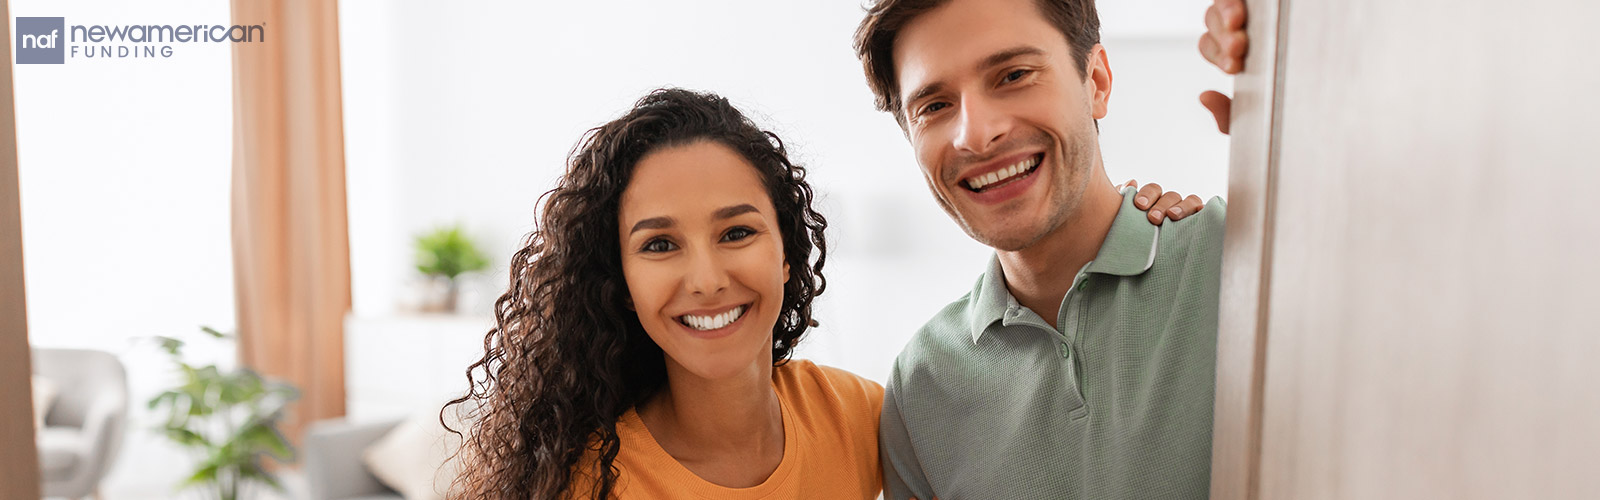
[1166, 195, 1227, 238]
[1156, 196, 1227, 263]
[891, 291, 982, 378]
[920, 291, 977, 334]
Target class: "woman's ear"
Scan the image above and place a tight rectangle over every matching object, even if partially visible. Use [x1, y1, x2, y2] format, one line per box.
[623, 295, 635, 311]
[783, 262, 791, 283]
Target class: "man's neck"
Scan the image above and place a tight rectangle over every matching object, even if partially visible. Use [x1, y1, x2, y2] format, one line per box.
[997, 178, 1123, 328]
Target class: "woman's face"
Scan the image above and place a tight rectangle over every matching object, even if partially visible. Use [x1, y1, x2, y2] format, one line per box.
[618, 140, 790, 381]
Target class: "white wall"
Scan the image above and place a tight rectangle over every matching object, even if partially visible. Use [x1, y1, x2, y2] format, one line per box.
[340, 0, 1231, 385]
[12, 0, 238, 497]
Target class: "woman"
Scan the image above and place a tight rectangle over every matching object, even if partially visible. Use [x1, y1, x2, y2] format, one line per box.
[446, 88, 878, 499]
[444, 88, 1199, 499]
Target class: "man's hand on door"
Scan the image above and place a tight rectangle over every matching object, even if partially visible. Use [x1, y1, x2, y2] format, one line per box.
[1199, 0, 1249, 134]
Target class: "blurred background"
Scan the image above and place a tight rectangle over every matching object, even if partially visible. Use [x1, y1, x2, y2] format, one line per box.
[11, 0, 1228, 498]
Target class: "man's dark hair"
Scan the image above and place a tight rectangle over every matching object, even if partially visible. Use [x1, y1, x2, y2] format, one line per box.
[853, 0, 1102, 124]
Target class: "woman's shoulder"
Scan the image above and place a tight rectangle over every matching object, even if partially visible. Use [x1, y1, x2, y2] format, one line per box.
[775, 359, 885, 417]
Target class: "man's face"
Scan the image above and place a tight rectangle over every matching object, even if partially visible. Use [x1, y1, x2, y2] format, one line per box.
[892, 0, 1111, 251]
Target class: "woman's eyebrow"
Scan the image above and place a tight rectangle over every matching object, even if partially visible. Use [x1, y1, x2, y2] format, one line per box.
[713, 204, 759, 220]
[628, 204, 757, 235]
[628, 216, 674, 235]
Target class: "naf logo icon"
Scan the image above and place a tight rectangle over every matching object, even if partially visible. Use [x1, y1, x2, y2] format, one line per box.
[16, 17, 65, 64]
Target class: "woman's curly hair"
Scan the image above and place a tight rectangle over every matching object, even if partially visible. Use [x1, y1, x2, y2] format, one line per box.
[443, 88, 829, 499]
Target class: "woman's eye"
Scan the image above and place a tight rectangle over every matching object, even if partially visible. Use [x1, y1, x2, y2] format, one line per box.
[641, 239, 677, 253]
[722, 227, 755, 242]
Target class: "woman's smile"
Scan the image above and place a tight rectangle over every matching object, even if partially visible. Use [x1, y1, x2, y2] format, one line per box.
[675, 303, 752, 337]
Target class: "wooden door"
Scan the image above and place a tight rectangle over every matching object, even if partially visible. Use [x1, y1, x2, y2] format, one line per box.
[1212, 0, 1600, 499]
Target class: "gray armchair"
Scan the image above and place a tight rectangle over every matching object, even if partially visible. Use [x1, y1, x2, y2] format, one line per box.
[305, 417, 404, 500]
[31, 348, 128, 500]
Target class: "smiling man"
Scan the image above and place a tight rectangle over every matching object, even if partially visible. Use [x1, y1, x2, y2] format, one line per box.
[854, 0, 1245, 497]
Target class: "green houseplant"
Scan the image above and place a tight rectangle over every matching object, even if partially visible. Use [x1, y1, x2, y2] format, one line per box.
[148, 326, 297, 500]
[414, 224, 490, 312]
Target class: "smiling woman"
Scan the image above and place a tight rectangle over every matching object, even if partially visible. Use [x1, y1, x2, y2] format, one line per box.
[444, 88, 884, 500]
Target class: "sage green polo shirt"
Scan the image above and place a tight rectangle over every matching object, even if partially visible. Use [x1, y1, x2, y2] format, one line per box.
[880, 189, 1226, 499]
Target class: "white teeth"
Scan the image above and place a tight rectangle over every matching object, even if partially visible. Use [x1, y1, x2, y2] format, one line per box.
[680, 305, 746, 331]
[966, 155, 1040, 190]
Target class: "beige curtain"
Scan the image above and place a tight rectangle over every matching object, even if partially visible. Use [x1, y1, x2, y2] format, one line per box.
[229, 0, 350, 444]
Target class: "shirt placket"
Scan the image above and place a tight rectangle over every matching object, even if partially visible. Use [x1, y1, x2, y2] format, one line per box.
[1056, 270, 1092, 419]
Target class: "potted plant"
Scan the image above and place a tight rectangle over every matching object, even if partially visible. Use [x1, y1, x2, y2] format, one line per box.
[414, 224, 490, 313]
[147, 326, 298, 500]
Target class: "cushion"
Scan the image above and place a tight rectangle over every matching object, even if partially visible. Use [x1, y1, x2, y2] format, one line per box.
[361, 409, 466, 500]
[31, 375, 57, 430]
[36, 427, 85, 480]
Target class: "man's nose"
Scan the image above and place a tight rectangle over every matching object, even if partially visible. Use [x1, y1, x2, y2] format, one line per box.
[952, 94, 1011, 154]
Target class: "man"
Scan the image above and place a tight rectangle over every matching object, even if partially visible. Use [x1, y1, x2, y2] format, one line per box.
[854, 0, 1249, 497]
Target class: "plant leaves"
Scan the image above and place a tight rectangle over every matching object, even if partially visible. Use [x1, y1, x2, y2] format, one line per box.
[415, 225, 490, 279]
[154, 336, 186, 356]
[181, 460, 220, 488]
[239, 462, 283, 492]
[152, 325, 302, 498]
[199, 325, 230, 339]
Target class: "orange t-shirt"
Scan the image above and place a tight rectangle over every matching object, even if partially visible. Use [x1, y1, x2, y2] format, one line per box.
[569, 360, 884, 499]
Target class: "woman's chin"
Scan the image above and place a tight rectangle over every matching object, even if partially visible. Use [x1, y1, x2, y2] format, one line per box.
[666, 349, 772, 383]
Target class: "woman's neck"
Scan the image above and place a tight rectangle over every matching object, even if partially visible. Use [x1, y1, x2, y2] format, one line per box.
[636, 357, 784, 487]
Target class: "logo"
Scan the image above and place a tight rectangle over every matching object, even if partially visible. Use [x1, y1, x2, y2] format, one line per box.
[16, 17, 65, 64]
[13, 16, 265, 64]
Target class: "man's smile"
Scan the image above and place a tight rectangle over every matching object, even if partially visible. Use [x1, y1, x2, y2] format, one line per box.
[963, 153, 1043, 192]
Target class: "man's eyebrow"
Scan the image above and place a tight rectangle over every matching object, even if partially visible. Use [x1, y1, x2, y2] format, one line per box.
[902, 46, 1046, 110]
[905, 82, 948, 111]
[629, 216, 674, 235]
[714, 204, 759, 220]
[978, 46, 1045, 72]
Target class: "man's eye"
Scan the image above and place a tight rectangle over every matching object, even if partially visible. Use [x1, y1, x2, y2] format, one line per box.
[722, 227, 755, 242]
[1003, 69, 1031, 83]
[642, 239, 677, 253]
[921, 102, 949, 115]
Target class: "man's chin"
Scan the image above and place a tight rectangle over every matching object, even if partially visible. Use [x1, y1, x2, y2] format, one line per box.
[963, 222, 1052, 252]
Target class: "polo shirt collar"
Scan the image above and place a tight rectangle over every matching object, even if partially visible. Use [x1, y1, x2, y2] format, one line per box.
[967, 188, 1161, 343]
[1086, 187, 1163, 277]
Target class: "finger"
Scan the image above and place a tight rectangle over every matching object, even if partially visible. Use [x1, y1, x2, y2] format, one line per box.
[1203, 8, 1241, 74]
[1151, 190, 1184, 214]
[1221, 32, 1246, 73]
[1198, 33, 1242, 74]
[1148, 191, 1181, 225]
[1218, 0, 1249, 70]
[1122, 178, 1139, 191]
[1198, 31, 1222, 69]
[1205, 5, 1225, 39]
[1204, 6, 1244, 56]
[1208, 34, 1244, 74]
[1220, 0, 1248, 30]
[1136, 183, 1163, 210]
[1199, 91, 1232, 134]
[1169, 194, 1205, 220]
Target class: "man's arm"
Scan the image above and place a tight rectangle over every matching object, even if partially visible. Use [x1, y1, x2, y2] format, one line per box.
[880, 363, 935, 500]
